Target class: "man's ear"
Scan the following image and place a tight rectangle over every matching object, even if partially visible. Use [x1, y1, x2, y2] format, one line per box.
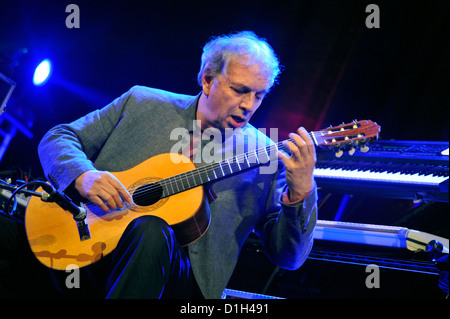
[201, 67, 214, 96]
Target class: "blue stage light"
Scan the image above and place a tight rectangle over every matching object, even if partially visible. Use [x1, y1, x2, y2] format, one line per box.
[33, 59, 52, 86]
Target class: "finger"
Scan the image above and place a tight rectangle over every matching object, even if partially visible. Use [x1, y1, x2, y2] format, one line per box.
[297, 127, 313, 144]
[297, 127, 316, 157]
[277, 150, 290, 163]
[97, 187, 120, 211]
[291, 134, 309, 160]
[290, 129, 315, 162]
[107, 173, 133, 209]
[277, 150, 296, 171]
[89, 195, 111, 212]
[105, 173, 133, 205]
[287, 134, 304, 160]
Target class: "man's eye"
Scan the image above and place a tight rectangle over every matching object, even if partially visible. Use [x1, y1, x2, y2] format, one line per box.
[232, 87, 245, 94]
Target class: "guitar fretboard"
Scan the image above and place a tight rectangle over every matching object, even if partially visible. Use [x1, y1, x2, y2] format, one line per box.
[159, 141, 285, 198]
[131, 136, 304, 204]
[129, 120, 379, 204]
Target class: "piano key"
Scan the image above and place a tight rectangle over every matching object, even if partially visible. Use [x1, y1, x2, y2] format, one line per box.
[313, 167, 448, 186]
[314, 140, 449, 201]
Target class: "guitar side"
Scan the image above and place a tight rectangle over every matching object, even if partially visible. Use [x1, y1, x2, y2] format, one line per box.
[25, 153, 208, 270]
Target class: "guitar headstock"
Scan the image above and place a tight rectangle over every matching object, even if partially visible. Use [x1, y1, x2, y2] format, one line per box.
[313, 120, 381, 157]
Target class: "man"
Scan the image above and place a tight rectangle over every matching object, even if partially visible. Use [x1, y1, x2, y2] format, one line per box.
[37, 31, 317, 299]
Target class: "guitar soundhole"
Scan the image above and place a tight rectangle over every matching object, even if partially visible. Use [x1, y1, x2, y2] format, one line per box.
[132, 182, 163, 207]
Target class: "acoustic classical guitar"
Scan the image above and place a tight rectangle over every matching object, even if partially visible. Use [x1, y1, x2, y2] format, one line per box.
[25, 120, 380, 270]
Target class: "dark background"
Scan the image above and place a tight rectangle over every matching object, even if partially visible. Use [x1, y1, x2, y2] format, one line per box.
[1, 0, 448, 300]
[1, 0, 448, 178]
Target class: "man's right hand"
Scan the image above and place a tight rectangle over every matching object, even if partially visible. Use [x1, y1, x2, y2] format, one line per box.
[74, 170, 133, 212]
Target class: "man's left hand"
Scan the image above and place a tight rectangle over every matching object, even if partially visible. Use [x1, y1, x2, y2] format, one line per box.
[278, 127, 316, 202]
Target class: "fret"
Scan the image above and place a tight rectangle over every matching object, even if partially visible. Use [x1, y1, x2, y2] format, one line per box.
[235, 156, 242, 171]
[230, 156, 242, 172]
[164, 178, 173, 196]
[309, 132, 319, 146]
[168, 179, 175, 195]
[170, 176, 179, 193]
[246, 153, 254, 166]
[162, 181, 169, 198]
[221, 160, 232, 176]
[189, 174, 196, 188]
[254, 150, 260, 164]
[226, 158, 233, 174]
[203, 170, 211, 182]
[177, 174, 187, 192]
[244, 153, 250, 168]
[158, 179, 168, 198]
[205, 165, 216, 181]
[187, 172, 194, 189]
[197, 170, 206, 184]
[215, 163, 225, 179]
[269, 145, 278, 161]
[212, 166, 219, 179]
[260, 147, 270, 164]
[183, 173, 191, 189]
[208, 165, 218, 181]
[194, 172, 202, 185]
[187, 173, 196, 188]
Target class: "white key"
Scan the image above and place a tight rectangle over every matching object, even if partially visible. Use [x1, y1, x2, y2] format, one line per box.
[314, 168, 447, 187]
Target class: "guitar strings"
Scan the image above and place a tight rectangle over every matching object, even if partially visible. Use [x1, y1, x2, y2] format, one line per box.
[87, 130, 350, 208]
[129, 130, 335, 203]
[83, 127, 368, 208]
[130, 128, 367, 204]
[128, 133, 322, 203]
[128, 147, 274, 203]
[130, 138, 288, 191]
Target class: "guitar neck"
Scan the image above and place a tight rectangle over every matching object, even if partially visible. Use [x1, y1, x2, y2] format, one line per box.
[158, 132, 318, 198]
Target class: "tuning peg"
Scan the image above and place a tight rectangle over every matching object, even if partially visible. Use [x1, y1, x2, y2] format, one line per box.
[335, 149, 343, 158]
[348, 147, 356, 155]
[360, 145, 370, 153]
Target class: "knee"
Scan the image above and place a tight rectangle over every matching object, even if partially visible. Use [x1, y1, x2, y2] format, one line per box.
[124, 216, 176, 250]
[128, 215, 170, 232]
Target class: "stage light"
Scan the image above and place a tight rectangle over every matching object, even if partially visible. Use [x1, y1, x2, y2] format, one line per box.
[33, 59, 52, 86]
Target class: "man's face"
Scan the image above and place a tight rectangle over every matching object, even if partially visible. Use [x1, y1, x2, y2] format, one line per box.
[198, 58, 272, 131]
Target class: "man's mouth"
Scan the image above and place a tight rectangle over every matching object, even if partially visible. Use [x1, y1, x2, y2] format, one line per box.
[231, 115, 245, 123]
[230, 115, 246, 128]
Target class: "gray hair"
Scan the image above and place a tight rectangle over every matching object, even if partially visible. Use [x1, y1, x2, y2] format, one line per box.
[197, 31, 281, 88]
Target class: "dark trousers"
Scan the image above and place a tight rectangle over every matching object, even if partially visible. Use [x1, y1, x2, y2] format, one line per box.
[0, 214, 202, 299]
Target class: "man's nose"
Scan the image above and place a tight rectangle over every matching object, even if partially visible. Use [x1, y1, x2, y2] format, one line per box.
[239, 93, 259, 114]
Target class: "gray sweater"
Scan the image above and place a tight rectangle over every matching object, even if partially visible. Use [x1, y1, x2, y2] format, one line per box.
[38, 85, 317, 298]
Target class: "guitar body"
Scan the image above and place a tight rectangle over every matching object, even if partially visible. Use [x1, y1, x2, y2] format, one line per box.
[25, 153, 209, 270]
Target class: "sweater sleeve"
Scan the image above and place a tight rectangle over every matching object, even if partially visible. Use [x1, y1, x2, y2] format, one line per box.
[255, 161, 318, 270]
[38, 87, 135, 191]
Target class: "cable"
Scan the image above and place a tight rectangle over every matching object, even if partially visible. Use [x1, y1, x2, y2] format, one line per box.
[3, 180, 49, 216]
